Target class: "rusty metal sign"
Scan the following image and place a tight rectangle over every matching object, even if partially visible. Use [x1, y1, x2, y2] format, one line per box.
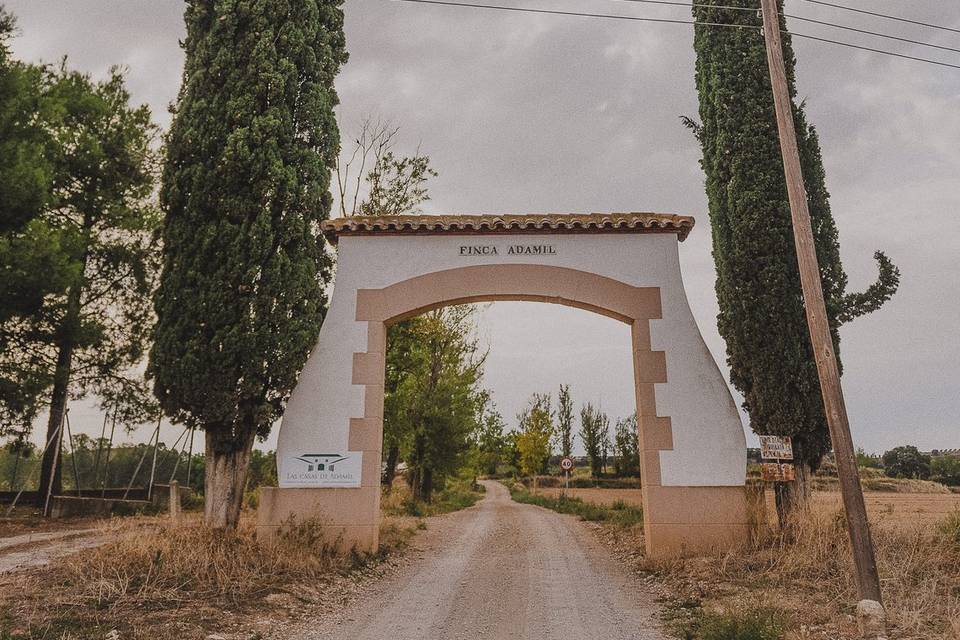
[760, 462, 796, 482]
[759, 435, 794, 461]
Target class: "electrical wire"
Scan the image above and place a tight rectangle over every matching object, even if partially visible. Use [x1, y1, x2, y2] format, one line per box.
[395, 0, 760, 30]
[790, 31, 960, 69]
[603, 0, 960, 55]
[390, 0, 960, 70]
[798, 0, 960, 36]
[783, 12, 960, 55]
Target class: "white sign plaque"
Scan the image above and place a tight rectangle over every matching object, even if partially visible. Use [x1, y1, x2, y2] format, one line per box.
[282, 451, 363, 487]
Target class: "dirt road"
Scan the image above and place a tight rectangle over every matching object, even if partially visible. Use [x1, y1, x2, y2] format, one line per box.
[284, 480, 665, 640]
[0, 528, 104, 574]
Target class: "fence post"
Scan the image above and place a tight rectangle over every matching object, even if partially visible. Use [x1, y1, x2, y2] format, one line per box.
[169, 480, 181, 523]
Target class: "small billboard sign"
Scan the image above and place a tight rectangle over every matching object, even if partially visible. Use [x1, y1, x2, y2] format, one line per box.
[760, 462, 796, 483]
[759, 435, 794, 461]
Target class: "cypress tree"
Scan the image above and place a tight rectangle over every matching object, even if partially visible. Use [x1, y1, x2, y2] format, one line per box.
[150, 0, 347, 528]
[689, 0, 899, 508]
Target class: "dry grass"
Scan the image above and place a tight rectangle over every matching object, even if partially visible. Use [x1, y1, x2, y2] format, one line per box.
[533, 487, 645, 507]
[648, 502, 960, 639]
[1, 513, 418, 639]
[813, 492, 960, 527]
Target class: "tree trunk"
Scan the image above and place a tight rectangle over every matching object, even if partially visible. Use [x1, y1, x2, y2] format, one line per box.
[382, 444, 399, 488]
[418, 467, 433, 503]
[204, 428, 256, 529]
[410, 432, 426, 501]
[775, 461, 812, 526]
[37, 286, 82, 509]
[38, 213, 91, 512]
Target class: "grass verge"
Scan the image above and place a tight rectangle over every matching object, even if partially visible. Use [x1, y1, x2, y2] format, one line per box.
[651, 503, 960, 639]
[666, 604, 788, 640]
[506, 481, 643, 527]
[0, 512, 417, 639]
[381, 478, 485, 518]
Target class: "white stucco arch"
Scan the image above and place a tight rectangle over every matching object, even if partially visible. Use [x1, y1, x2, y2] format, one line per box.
[259, 213, 750, 558]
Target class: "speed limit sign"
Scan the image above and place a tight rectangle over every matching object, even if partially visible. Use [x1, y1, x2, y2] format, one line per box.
[560, 457, 574, 471]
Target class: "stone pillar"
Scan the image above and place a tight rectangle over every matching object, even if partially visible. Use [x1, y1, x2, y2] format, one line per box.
[169, 480, 181, 523]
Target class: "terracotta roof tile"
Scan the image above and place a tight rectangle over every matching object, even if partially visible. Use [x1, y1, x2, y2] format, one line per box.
[321, 212, 695, 244]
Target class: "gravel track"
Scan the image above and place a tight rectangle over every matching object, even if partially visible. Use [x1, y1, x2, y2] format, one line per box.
[0, 528, 104, 574]
[285, 479, 665, 640]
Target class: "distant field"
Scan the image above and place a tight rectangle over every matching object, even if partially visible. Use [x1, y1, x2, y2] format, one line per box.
[533, 487, 643, 507]
[813, 491, 960, 527]
[532, 487, 960, 527]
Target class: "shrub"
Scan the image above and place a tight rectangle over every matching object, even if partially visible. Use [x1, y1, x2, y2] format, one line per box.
[691, 607, 786, 640]
[882, 446, 931, 480]
[381, 479, 483, 518]
[932, 456, 960, 486]
[939, 510, 960, 545]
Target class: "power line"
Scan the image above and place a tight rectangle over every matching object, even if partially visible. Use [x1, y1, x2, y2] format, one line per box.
[791, 31, 960, 70]
[798, 0, 960, 36]
[391, 0, 960, 70]
[604, 0, 960, 55]
[394, 0, 759, 30]
[784, 12, 960, 55]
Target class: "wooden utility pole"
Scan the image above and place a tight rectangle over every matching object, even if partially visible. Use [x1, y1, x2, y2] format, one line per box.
[759, 0, 882, 604]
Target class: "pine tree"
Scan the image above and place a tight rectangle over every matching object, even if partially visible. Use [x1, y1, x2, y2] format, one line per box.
[689, 0, 899, 509]
[150, 0, 347, 528]
[0, 31, 160, 500]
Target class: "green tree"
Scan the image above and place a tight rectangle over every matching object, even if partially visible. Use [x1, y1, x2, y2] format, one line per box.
[0, 10, 76, 439]
[397, 307, 487, 501]
[335, 118, 437, 218]
[599, 412, 611, 474]
[554, 384, 574, 458]
[472, 405, 507, 476]
[613, 414, 640, 478]
[516, 394, 553, 479]
[881, 446, 931, 480]
[856, 448, 882, 469]
[150, 0, 348, 528]
[580, 402, 605, 479]
[382, 318, 421, 486]
[931, 456, 960, 487]
[338, 120, 439, 487]
[689, 0, 899, 511]
[0, 51, 160, 501]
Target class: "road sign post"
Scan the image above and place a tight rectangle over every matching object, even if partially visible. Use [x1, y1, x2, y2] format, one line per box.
[560, 457, 574, 496]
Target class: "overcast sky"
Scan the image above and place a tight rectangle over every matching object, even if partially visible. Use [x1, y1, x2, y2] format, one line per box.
[7, 0, 959, 456]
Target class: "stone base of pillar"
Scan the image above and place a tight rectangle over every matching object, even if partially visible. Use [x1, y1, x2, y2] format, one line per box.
[642, 485, 751, 558]
[255, 486, 381, 553]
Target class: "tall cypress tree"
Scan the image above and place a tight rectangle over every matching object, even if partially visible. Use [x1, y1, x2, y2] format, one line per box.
[689, 1, 899, 507]
[150, 0, 347, 528]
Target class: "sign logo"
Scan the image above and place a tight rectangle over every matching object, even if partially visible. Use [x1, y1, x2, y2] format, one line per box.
[294, 453, 349, 472]
[282, 451, 363, 488]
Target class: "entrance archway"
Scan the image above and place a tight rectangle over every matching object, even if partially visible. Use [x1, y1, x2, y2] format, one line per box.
[259, 213, 749, 558]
